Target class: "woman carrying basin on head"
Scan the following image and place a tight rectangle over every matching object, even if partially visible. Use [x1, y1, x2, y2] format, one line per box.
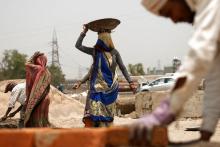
[74, 18, 136, 128]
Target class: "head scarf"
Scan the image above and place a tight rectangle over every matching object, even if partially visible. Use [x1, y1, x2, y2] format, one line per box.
[24, 54, 51, 125]
[142, 0, 168, 15]
[97, 32, 115, 49]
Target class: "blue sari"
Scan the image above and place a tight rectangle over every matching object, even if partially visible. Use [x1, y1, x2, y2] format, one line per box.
[85, 39, 119, 124]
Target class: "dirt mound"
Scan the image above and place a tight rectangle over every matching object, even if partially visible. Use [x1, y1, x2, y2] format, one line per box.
[0, 80, 136, 128]
[0, 80, 84, 128]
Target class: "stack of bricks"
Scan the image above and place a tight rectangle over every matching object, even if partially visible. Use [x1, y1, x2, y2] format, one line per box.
[0, 127, 168, 147]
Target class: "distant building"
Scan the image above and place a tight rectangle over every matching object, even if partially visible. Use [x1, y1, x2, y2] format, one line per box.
[147, 58, 182, 75]
[164, 66, 174, 74]
[155, 69, 164, 75]
[147, 67, 173, 75]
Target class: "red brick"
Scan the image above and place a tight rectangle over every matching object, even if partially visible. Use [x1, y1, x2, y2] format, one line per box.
[0, 129, 34, 147]
[0, 127, 168, 147]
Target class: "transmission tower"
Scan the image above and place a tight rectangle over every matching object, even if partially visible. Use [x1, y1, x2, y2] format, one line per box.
[157, 60, 161, 70]
[51, 29, 61, 67]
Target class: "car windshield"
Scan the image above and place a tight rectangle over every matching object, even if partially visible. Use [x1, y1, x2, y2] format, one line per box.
[149, 77, 174, 86]
[164, 78, 174, 83]
[149, 79, 164, 86]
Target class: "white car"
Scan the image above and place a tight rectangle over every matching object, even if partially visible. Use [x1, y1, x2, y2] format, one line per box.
[139, 76, 176, 92]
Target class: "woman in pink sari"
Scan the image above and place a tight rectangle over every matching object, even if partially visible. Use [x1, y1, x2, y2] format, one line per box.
[23, 52, 51, 127]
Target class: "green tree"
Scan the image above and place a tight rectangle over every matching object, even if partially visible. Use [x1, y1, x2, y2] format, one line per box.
[0, 50, 27, 80]
[48, 64, 65, 87]
[136, 63, 145, 75]
[128, 63, 145, 76]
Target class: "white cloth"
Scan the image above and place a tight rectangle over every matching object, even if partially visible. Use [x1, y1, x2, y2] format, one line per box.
[202, 54, 220, 133]
[8, 83, 26, 108]
[170, 0, 220, 133]
[141, 0, 168, 15]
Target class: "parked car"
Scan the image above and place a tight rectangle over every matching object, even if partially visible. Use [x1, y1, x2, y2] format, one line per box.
[139, 76, 176, 92]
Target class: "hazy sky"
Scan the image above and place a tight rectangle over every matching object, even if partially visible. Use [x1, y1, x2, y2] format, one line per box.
[0, 0, 193, 79]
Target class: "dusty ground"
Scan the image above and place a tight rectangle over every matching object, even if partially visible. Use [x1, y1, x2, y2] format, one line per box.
[168, 119, 220, 143]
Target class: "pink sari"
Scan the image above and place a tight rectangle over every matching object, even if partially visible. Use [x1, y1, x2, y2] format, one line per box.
[24, 55, 51, 127]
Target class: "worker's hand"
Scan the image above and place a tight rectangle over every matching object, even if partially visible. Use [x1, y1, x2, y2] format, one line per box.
[129, 115, 157, 146]
[129, 82, 136, 94]
[72, 81, 82, 90]
[8, 112, 16, 118]
[129, 100, 175, 146]
[0, 115, 7, 122]
[82, 24, 89, 34]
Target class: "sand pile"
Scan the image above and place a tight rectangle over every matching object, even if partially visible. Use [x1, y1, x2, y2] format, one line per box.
[0, 80, 135, 128]
[0, 80, 85, 128]
[49, 86, 85, 128]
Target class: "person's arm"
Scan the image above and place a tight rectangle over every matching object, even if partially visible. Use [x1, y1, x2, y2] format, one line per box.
[80, 70, 91, 84]
[138, 0, 220, 124]
[169, 2, 220, 116]
[75, 25, 94, 55]
[129, 2, 220, 144]
[73, 68, 91, 89]
[0, 89, 21, 121]
[115, 50, 132, 83]
[132, 0, 220, 124]
[115, 50, 136, 93]
[8, 104, 23, 118]
[0, 107, 12, 121]
[167, 4, 220, 138]
[0, 86, 21, 121]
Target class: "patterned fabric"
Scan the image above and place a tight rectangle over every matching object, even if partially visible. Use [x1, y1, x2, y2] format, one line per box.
[84, 39, 119, 124]
[24, 55, 51, 127]
[84, 117, 113, 128]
